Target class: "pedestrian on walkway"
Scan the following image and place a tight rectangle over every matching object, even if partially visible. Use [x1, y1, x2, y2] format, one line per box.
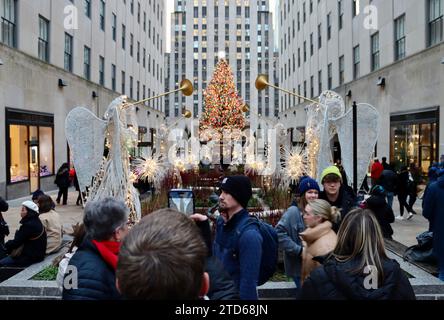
[396, 166, 416, 220]
[300, 208, 416, 300]
[276, 176, 319, 289]
[378, 167, 398, 209]
[381, 157, 391, 170]
[54, 163, 70, 205]
[62, 198, 129, 300]
[371, 158, 384, 186]
[300, 199, 340, 283]
[423, 169, 444, 282]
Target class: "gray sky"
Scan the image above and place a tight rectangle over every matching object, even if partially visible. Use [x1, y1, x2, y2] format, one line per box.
[165, 0, 278, 53]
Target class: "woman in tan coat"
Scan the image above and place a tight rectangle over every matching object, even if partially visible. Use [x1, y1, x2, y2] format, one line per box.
[300, 199, 340, 282]
[37, 195, 63, 254]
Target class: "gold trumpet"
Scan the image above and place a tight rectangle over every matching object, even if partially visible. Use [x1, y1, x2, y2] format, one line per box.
[255, 74, 318, 105]
[124, 79, 194, 108]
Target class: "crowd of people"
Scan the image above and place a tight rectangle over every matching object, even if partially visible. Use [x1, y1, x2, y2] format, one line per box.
[1, 155, 443, 300]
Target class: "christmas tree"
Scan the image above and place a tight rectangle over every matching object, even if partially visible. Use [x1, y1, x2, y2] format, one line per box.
[199, 59, 246, 141]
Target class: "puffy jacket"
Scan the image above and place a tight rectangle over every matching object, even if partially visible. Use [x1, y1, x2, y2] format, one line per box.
[276, 205, 305, 279]
[213, 209, 263, 300]
[319, 186, 357, 230]
[365, 195, 395, 239]
[206, 256, 240, 300]
[379, 170, 398, 193]
[423, 175, 444, 261]
[5, 214, 47, 264]
[300, 257, 416, 300]
[62, 238, 121, 300]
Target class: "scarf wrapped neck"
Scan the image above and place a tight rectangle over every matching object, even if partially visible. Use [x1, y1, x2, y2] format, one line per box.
[92, 240, 121, 270]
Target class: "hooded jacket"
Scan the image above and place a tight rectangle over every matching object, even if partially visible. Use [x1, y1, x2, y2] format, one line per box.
[365, 195, 395, 239]
[300, 257, 416, 300]
[300, 221, 337, 282]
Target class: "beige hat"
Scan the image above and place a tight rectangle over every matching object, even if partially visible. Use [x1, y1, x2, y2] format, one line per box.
[22, 200, 39, 213]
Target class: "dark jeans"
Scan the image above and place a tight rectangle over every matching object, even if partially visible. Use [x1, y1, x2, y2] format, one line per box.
[0, 255, 36, 268]
[398, 193, 413, 216]
[408, 194, 417, 213]
[57, 187, 69, 205]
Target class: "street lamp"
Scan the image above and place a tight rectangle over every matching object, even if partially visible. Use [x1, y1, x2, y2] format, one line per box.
[352, 101, 358, 194]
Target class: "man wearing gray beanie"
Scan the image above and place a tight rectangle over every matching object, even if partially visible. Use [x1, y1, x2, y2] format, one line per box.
[213, 175, 263, 300]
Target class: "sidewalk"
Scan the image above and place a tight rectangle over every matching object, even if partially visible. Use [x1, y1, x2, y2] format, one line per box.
[4, 189, 84, 240]
[391, 198, 428, 247]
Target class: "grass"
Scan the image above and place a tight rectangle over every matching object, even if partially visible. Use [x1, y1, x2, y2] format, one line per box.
[30, 265, 58, 281]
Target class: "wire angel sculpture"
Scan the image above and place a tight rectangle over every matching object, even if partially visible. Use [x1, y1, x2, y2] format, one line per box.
[305, 91, 379, 190]
[65, 96, 142, 222]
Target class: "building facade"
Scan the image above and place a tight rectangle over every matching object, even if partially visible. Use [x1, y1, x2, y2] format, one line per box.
[0, 0, 165, 199]
[279, 0, 444, 174]
[167, 0, 275, 132]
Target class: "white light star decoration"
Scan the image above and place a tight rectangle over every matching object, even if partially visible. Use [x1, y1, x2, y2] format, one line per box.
[283, 146, 308, 183]
[132, 155, 165, 192]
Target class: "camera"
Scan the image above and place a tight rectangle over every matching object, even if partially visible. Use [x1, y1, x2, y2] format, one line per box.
[168, 189, 195, 216]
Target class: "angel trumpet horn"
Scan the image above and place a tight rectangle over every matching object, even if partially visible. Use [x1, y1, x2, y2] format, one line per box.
[254, 74, 318, 104]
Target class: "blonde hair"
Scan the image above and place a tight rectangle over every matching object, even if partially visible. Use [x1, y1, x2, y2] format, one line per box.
[307, 199, 341, 224]
[333, 209, 388, 284]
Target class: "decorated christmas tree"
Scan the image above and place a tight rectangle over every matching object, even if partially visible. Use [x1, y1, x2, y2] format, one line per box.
[199, 59, 246, 141]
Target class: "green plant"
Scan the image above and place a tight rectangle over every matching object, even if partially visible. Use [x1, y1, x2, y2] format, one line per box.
[31, 265, 58, 281]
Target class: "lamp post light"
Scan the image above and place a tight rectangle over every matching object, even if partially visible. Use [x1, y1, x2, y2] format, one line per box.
[352, 101, 358, 194]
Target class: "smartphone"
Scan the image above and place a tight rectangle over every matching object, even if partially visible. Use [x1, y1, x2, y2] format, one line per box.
[168, 189, 195, 216]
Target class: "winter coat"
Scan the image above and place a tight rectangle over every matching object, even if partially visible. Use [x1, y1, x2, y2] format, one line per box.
[365, 195, 395, 239]
[371, 162, 384, 181]
[213, 209, 263, 300]
[319, 186, 357, 229]
[4, 214, 47, 265]
[276, 205, 305, 279]
[300, 221, 337, 282]
[300, 257, 416, 300]
[397, 171, 410, 195]
[62, 238, 121, 300]
[379, 170, 398, 193]
[39, 210, 63, 254]
[206, 256, 240, 300]
[55, 167, 70, 188]
[423, 175, 444, 262]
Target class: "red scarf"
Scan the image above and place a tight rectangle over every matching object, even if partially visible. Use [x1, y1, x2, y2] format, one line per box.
[92, 240, 121, 270]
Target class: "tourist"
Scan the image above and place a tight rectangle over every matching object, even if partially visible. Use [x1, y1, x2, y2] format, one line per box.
[37, 195, 63, 254]
[378, 167, 398, 209]
[276, 176, 319, 289]
[362, 185, 395, 240]
[213, 175, 262, 300]
[62, 198, 129, 300]
[381, 157, 391, 170]
[0, 201, 47, 267]
[371, 158, 384, 186]
[300, 208, 416, 300]
[423, 169, 444, 282]
[396, 166, 416, 220]
[54, 163, 71, 205]
[116, 209, 209, 299]
[319, 166, 356, 229]
[300, 199, 340, 283]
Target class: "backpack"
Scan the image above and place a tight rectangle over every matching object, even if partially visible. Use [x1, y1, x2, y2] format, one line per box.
[234, 216, 278, 286]
[403, 231, 437, 264]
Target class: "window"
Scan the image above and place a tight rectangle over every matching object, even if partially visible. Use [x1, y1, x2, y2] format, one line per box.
[318, 24, 322, 48]
[338, 0, 344, 29]
[353, 0, 360, 17]
[395, 15, 406, 60]
[428, 0, 443, 46]
[84, 46, 90, 80]
[339, 55, 344, 85]
[99, 56, 105, 86]
[327, 13, 331, 40]
[353, 45, 360, 79]
[318, 70, 322, 94]
[130, 33, 133, 56]
[64, 33, 73, 72]
[122, 24, 126, 49]
[1, 0, 17, 47]
[328, 63, 332, 89]
[310, 33, 313, 56]
[112, 13, 117, 41]
[38, 16, 49, 62]
[8, 124, 29, 183]
[130, 76, 133, 99]
[121, 71, 126, 94]
[371, 32, 380, 71]
[84, 0, 91, 18]
[100, 0, 105, 30]
[111, 64, 116, 91]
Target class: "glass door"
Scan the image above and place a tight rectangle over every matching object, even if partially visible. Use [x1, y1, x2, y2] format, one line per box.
[29, 126, 39, 193]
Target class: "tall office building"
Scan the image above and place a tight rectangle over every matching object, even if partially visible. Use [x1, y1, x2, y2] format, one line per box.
[279, 0, 443, 172]
[0, 0, 165, 199]
[167, 0, 275, 132]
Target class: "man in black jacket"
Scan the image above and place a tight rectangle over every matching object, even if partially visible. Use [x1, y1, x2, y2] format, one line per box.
[378, 168, 398, 209]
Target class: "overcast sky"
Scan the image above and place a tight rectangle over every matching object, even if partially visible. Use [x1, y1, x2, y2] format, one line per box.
[165, 0, 278, 53]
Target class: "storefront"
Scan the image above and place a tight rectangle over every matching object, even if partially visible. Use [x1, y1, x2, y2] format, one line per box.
[5, 108, 54, 197]
[390, 107, 440, 174]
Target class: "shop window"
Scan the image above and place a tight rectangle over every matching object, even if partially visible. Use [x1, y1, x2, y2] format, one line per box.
[9, 125, 29, 183]
[39, 127, 53, 177]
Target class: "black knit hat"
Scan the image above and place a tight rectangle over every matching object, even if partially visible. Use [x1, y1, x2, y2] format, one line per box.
[220, 176, 252, 209]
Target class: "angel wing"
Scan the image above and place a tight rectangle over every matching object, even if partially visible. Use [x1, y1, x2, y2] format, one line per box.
[65, 107, 107, 193]
[334, 103, 380, 190]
